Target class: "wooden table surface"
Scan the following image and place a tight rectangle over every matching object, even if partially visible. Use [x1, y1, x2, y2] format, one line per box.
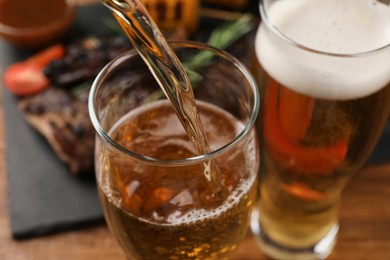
[1, 1, 390, 259]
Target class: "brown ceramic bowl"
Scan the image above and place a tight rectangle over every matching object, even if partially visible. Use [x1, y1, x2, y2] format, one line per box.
[0, 1, 76, 50]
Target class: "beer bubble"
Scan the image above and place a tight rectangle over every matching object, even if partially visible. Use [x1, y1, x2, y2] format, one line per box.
[163, 177, 255, 225]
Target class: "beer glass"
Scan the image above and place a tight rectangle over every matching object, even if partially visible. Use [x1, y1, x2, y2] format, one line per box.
[250, 0, 390, 259]
[89, 41, 260, 259]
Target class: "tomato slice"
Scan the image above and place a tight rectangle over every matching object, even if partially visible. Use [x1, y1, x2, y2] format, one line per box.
[27, 44, 65, 68]
[3, 44, 65, 96]
[3, 62, 49, 96]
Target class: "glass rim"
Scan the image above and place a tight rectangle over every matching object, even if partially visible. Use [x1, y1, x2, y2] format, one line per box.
[259, 0, 390, 58]
[88, 40, 260, 166]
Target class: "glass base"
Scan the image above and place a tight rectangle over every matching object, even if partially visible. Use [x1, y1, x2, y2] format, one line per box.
[250, 208, 339, 260]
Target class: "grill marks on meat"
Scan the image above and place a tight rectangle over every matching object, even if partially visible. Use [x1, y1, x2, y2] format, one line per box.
[43, 32, 188, 88]
[44, 36, 131, 87]
[18, 88, 94, 175]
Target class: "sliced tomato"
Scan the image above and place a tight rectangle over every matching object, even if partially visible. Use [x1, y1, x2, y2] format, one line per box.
[3, 44, 65, 96]
[3, 62, 49, 96]
[27, 44, 65, 68]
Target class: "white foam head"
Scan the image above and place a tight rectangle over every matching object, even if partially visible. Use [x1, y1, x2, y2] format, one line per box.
[256, 0, 390, 100]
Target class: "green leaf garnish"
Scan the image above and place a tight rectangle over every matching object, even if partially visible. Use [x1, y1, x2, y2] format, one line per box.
[146, 14, 254, 102]
[185, 14, 253, 71]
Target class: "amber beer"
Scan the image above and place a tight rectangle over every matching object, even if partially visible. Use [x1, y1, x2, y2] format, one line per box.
[251, 0, 390, 259]
[97, 100, 258, 259]
[90, 39, 259, 259]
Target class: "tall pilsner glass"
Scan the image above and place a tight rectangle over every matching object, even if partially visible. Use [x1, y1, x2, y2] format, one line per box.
[250, 0, 390, 259]
[89, 41, 260, 259]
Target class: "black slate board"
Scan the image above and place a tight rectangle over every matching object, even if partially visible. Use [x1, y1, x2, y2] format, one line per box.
[1, 4, 112, 239]
[1, 3, 389, 240]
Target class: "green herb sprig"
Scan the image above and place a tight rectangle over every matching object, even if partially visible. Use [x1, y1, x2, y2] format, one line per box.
[147, 14, 254, 102]
[185, 14, 253, 71]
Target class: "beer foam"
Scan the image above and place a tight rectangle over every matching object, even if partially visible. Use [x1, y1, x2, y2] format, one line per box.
[256, 0, 390, 100]
[165, 174, 256, 225]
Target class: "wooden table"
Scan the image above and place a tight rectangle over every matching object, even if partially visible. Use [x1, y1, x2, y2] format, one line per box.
[4, 154, 390, 259]
[1, 0, 390, 259]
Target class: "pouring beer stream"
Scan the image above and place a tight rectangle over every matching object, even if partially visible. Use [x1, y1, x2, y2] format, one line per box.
[101, 0, 222, 194]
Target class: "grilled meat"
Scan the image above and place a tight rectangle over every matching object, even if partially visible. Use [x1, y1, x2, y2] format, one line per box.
[44, 31, 188, 88]
[18, 87, 94, 175]
[44, 35, 131, 87]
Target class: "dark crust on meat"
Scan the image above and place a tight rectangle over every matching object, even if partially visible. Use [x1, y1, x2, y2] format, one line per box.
[18, 88, 95, 175]
[44, 35, 131, 87]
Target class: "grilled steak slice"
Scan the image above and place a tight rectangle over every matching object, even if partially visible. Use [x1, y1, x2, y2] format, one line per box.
[44, 31, 188, 88]
[44, 35, 131, 87]
[18, 87, 94, 175]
